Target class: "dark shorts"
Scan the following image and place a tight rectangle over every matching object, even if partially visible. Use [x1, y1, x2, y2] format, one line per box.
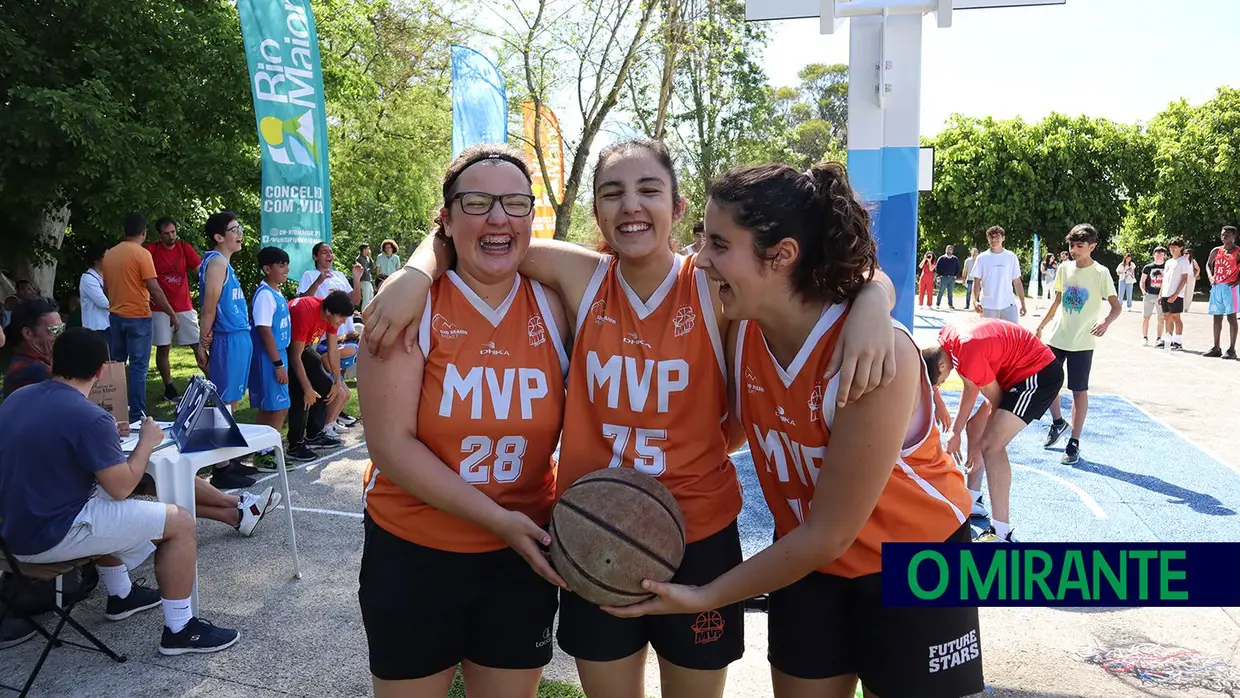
[768, 522, 984, 698]
[999, 358, 1064, 423]
[357, 514, 559, 681]
[556, 519, 745, 671]
[1160, 297, 1184, 314]
[1050, 347, 1093, 393]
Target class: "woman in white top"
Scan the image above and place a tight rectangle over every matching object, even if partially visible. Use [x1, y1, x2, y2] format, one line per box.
[79, 243, 111, 351]
[1116, 253, 1137, 310]
[1039, 253, 1057, 309]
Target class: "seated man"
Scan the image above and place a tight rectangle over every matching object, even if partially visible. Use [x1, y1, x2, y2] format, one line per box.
[921, 316, 1064, 543]
[2, 300, 282, 537]
[0, 328, 239, 654]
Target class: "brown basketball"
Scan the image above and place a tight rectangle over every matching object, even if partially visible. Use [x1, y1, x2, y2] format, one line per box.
[549, 468, 686, 607]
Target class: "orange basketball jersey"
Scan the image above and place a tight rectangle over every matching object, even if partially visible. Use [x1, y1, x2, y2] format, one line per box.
[363, 272, 569, 553]
[559, 253, 742, 543]
[735, 305, 969, 578]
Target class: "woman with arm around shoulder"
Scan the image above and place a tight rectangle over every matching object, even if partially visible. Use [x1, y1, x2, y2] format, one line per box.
[606, 161, 984, 698]
[355, 144, 572, 698]
[362, 139, 901, 698]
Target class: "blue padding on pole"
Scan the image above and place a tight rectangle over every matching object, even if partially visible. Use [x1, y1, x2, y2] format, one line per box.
[882, 146, 921, 197]
[873, 191, 918, 329]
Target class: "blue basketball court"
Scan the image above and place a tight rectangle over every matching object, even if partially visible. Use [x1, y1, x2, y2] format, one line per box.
[733, 311, 1240, 557]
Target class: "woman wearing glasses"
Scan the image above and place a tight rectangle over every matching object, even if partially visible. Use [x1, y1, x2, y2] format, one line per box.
[356, 144, 571, 698]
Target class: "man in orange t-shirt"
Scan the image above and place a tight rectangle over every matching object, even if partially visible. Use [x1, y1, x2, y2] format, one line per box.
[101, 213, 178, 422]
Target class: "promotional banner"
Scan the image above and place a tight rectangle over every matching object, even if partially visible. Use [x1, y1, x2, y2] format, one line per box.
[522, 101, 565, 239]
[238, 0, 333, 281]
[1030, 233, 1041, 296]
[451, 45, 508, 157]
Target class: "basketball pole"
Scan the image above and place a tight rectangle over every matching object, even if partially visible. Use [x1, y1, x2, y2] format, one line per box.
[745, 0, 1065, 329]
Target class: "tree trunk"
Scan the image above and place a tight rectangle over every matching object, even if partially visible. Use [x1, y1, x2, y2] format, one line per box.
[22, 203, 71, 297]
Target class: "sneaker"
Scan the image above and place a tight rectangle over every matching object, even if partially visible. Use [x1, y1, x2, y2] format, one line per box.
[1044, 419, 1069, 448]
[159, 617, 240, 656]
[210, 466, 256, 490]
[1227, 349, 1237, 360]
[306, 430, 342, 448]
[228, 458, 259, 477]
[1062, 438, 1081, 465]
[286, 443, 318, 462]
[1205, 347, 1223, 358]
[235, 487, 282, 537]
[1154, 339, 1165, 348]
[1143, 337, 1149, 346]
[971, 496, 989, 518]
[0, 616, 37, 649]
[975, 526, 1018, 543]
[104, 581, 161, 621]
[1171, 342, 1183, 351]
[162, 383, 180, 403]
[337, 413, 358, 427]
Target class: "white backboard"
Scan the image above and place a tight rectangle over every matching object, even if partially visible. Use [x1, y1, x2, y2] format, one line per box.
[746, 0, 1064, 22]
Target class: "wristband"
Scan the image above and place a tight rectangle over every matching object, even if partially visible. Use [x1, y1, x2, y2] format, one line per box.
[272, 359, 284, 367]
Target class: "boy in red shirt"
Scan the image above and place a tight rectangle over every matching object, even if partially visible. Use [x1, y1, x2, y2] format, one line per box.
[921, 317, 1064, 542]
[1205, 225, 1239, 358]
[286, 290, 354, 460]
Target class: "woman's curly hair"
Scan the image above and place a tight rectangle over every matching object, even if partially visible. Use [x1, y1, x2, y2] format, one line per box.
[707, 161, 877, 303]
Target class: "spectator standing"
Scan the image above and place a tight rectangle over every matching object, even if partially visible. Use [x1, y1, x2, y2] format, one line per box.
[373, 239, 401, 290]
[1184, 250, 1202, 313]
[144, 217, 206, 401]
[79, 243, 111, 351]
[355, 243, 374, 311]
[1115, 253, 1137, 310]
[1204, 225, 1240, 359]
[935, 245, 961, 308]
[971, 225, 1027, 323]
[918, 251, 935, 306]
[1038, 253, 1058, 310]
[963, 247, 979, 308]
[101, 213, 179, 422]
[1140, 246, 1168, 345]
[1159, 238, 1193, 351]
[0, 328, 240, 655]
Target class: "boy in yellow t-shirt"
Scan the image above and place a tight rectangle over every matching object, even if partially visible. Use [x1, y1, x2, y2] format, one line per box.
[1034, 223, 1121, 465]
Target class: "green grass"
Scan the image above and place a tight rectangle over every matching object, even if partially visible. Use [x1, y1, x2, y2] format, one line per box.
[143, 345, 359, 437]
[446, 670, 587, 697]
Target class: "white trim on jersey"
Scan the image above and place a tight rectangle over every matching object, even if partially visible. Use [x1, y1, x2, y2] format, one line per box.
[446, 270, 521, 328]
[530, 279, 570, 380]
[418, 290, 432, 357]
[733, 319, 748, 423]
[694, 267, 727, 381]
[574, 256, 611, 339]
[617, 253, 681, 320]
[760, 302, 847, 388]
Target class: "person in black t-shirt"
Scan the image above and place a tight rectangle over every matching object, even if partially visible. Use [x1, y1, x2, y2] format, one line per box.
[1139, 245, 1168, 345]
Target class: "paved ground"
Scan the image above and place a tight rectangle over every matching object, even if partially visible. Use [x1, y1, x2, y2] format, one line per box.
[4, 300, 1239, 697]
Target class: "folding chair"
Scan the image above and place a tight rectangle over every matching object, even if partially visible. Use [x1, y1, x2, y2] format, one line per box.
[0, 527, 126, 697]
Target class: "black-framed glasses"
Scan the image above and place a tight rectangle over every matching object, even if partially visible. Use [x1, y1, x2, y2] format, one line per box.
[226, 224, 244, 235]
[451, 192, 536, 217]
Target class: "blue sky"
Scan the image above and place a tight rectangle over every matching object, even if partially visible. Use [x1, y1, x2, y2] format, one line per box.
[759, 0, 1238, 136]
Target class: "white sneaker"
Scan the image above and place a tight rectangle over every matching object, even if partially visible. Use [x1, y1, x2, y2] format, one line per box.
[236, 487, 282, 537]
[971, 497, 989, 518]
[323, 423, 341, 439]
[334, 418, 351, 430]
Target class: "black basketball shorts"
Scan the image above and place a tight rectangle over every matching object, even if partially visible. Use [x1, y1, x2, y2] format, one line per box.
[768, 522, 984, 698]
[357, 513, 559, 681]
[1050, 347, 1093, 393]
[998, 358, 1064, 424]
[556, 518, 745, 671]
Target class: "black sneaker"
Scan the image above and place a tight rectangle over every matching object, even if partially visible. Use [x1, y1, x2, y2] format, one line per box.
[104, 581, 161, 621]
[210, 466, 256, 490]
[159, 617, 240, 656]
[1205, 347, 1223, 358]
[1227, 349, 1237, 360]
[306, 430, 342, 448]
[1155, 339, 1166, 348]
[0, 616, 37, 649]
[1062, 438, 1081, 465]
[227, 458, 259, 477]
[287, 443, 318, 462]
[163, 383, 180, 402]
[1044, 419, 1069, 448]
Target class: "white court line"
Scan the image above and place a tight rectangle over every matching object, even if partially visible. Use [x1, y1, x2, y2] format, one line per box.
[1012, 462, 1108, 519]
[1117, 395, 1240, 478]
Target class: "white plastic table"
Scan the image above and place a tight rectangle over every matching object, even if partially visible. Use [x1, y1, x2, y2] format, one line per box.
[135, 423, 301, 615]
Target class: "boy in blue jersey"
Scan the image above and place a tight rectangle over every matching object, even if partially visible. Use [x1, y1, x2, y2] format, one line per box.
[199, 211, 256, 489]
[249, 247, 303, 470]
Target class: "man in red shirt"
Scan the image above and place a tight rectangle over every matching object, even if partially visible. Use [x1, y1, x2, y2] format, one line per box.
[921, 317, 1064, 542]
[286, 290, 354, 460]
[144, 217, 206, 401]
[1205, 225, 1239, 359]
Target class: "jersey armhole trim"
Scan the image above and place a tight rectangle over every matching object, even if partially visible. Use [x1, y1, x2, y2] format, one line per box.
[417, 289, 432, 356]
[694, 268, 726, 381]
[530, 279, 570, 380]
[573, 256, 611, 340]
[733, 320, 747, 423]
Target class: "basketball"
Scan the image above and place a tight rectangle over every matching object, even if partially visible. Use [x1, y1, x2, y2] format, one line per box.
[549, 468, 686, 607]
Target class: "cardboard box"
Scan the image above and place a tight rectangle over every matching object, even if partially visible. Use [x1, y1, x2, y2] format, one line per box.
[88, 361, 128, 423]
